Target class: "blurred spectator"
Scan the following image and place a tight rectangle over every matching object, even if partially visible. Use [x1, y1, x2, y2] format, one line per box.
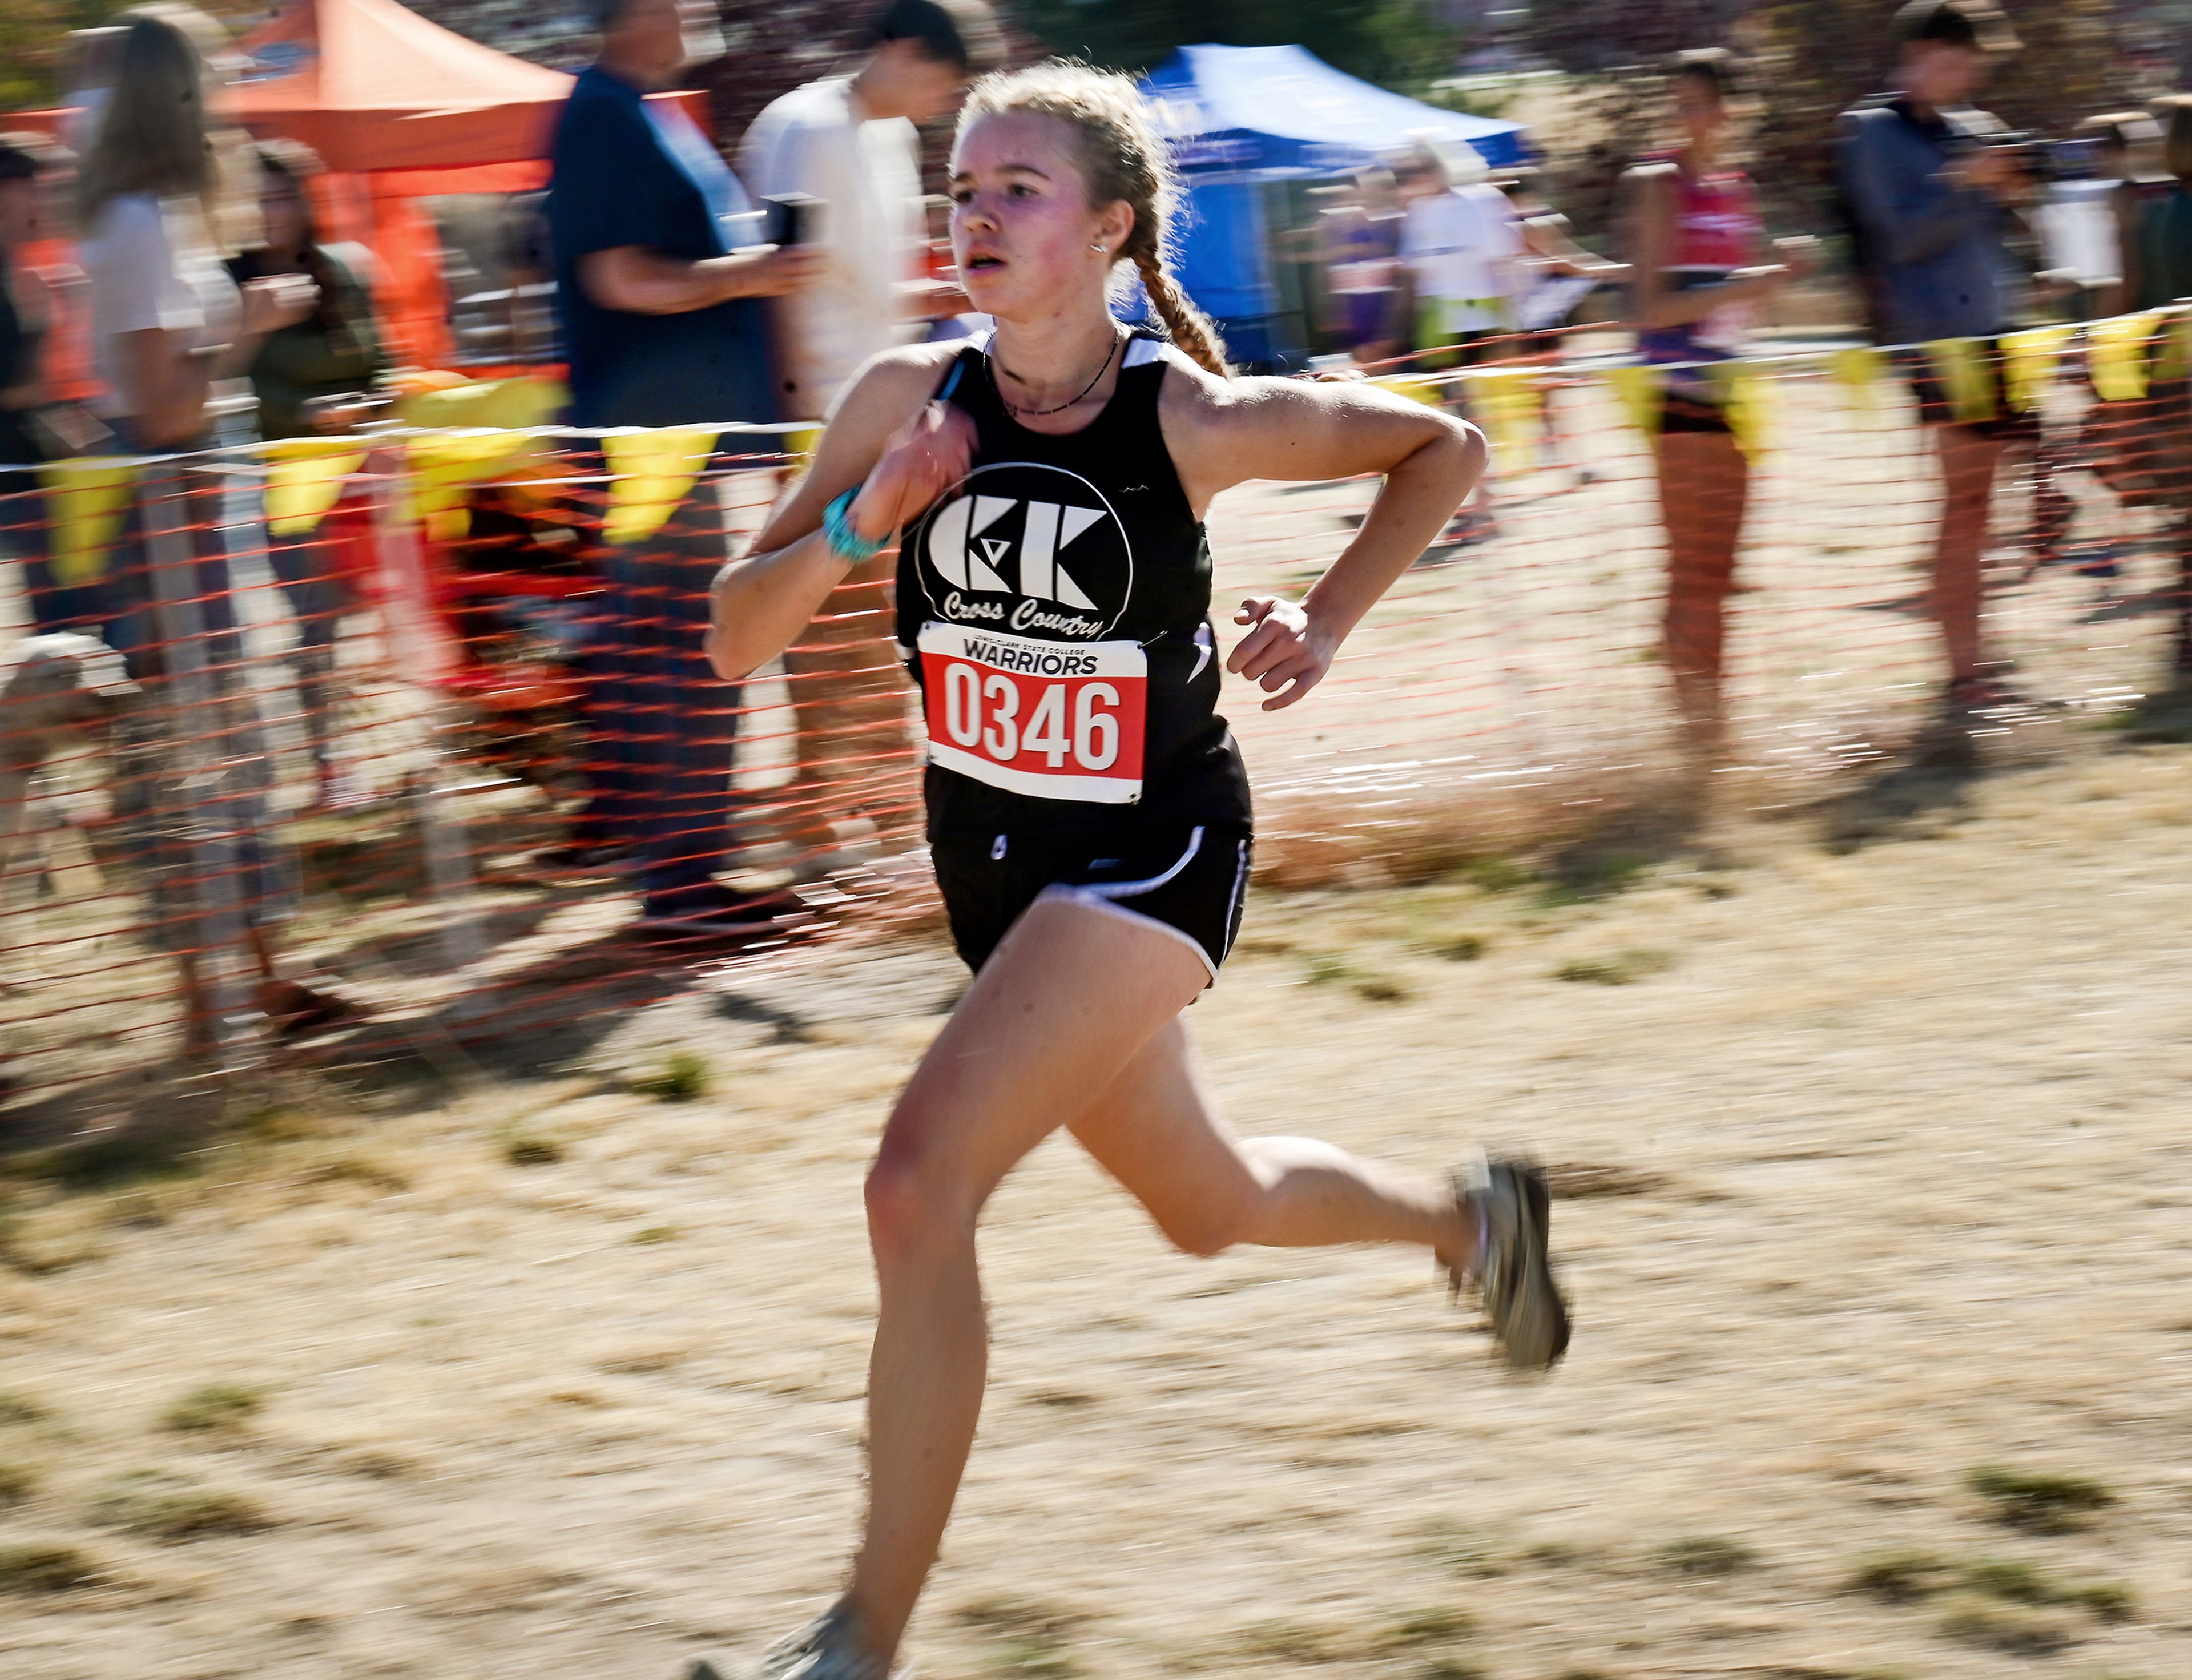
[2120, 96, 2192, 685]
[735, 0, 998, 873]
[546, 0, 826, 930]
[227, 138, 388, 807]
[72, 6, 347, 1054]
[1627, 50, 1806, 766]
[2051, 112, 2163, 319]
[1396, 139, 1522, 366]
[737, 0, 998, 421]
[2126, 100, 2192, 311]
[1839, 0, 2031, 716]
[1396, 139, 1521, 550]
[1320, 167, 1404, 366]
[1, 136, 59, 609]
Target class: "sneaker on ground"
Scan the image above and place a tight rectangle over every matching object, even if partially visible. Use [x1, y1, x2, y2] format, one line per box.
[529, 839, 636, 879]
[1450, 1153, 1570, 1372]
[635, 882, 802, 936]
[684, 1604, 890, 1680]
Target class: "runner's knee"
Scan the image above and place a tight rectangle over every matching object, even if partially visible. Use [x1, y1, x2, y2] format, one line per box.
[1157, 1211, 1240, 1259]
[1147, 1188, 1256, 1259]
[864, 1120, 978, 1264]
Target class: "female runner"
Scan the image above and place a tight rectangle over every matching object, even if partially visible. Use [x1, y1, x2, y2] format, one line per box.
[1625, 50, 1807, 764]
[694, 62, 1570, 1680]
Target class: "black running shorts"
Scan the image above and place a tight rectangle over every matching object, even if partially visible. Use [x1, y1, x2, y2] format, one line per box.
[931, 822, 1253, 986]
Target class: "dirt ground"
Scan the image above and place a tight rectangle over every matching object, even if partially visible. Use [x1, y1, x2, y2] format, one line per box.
[2, 720, 2190, 1679]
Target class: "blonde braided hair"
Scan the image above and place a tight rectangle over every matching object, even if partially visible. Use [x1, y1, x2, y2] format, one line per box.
[959, 61, 1231, 378]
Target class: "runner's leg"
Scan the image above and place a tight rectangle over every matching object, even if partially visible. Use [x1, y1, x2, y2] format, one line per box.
[1069, 1018, 1476, 1265]
[845, 896, 1208, 1663]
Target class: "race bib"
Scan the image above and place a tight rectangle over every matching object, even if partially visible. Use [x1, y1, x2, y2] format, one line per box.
[917, 623, 1146, 803]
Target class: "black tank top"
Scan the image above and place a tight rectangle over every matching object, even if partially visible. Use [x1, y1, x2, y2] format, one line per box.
[898, 333, 1252, 846]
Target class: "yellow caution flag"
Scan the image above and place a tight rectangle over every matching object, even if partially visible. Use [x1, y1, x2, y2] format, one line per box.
[263, 438, 369, 537]
[1924, 338, 1996, 424]
[601, 427, 720, 547]
[1707, 361, 1775, 460]
[1999, 324, 2074, 412]
[36, 458, 138, 586]
[1465, 368, 1543, 473]
[403, 430, 531, 544]
[1603, 364, 1663, 438]
[2152, 307, 2192, 385]
[1830, 345, 1889, 416]
[2086, 309, 2164, 403]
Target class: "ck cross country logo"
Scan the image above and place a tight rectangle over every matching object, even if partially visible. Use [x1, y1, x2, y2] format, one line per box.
[912, 462, 1134, 640]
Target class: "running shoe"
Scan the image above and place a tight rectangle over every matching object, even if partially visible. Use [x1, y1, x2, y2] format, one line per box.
[1450, 1153, 1570, 1372]
[634, 883, 801, 937]
[684, 1604, 889, 1680]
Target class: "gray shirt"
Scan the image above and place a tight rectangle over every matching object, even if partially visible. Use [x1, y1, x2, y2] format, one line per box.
[1837, 98, 2010, 344]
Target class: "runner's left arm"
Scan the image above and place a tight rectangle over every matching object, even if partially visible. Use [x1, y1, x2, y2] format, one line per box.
[1167, 371, 1485, 711]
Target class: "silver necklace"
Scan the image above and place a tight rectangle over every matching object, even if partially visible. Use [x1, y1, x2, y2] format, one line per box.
[986, 331, 1122, 418]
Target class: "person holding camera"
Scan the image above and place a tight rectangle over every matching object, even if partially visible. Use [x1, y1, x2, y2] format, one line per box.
[547, 0, 827, 930]
[734, 0, 1002, 877]
[1838, 0, 2032, 719]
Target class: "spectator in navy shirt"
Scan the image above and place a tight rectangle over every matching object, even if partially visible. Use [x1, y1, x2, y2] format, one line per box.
[547, 0, 824, 930]
[1839, 0, 2031, 718]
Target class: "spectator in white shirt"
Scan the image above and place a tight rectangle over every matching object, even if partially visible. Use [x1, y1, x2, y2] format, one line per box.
[1397, 139, 1525, 366]
[738, 0, 1001, 424]
[735, 0, 999, 873]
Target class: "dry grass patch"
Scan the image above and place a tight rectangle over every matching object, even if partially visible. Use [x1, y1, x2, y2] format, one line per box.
[0, 1389, 50, 1425]
[0, 1459, 37, 1504]
[498, 1124, 567, 1167]
[162, 1381, 265, 1434]
[0, 1540, 100, 1593]
[1227, 1619, 1359, 1665]
[1553, 948, 1675, 986]
[954, 1593, 1088, 1679]
[1851, 1548, 1957, 1604]
[1935, 1591, 2080, 1657]
[1299, 948, 1417, 1002]
[1412, 1519, 1508, 1578]
[1968, 1464, 2117, 1533]
[91, 1470, 273, 1541]
[1377, 1605, 1478, 1651]
[1653, 1534, 1760, 1577]
[631, 1051, 712, 1102]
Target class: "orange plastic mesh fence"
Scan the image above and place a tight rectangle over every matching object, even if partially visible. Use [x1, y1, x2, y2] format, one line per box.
[1, 325, 2186, 1117]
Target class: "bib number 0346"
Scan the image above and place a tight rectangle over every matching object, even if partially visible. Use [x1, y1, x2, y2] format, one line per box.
[917, 623, 1147, 803]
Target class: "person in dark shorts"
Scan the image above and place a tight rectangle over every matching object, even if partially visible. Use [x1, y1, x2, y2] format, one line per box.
[1625, 50, 1810, 765]
[689, 60, 1570, 1680]
[1839, 0, 2032, 715]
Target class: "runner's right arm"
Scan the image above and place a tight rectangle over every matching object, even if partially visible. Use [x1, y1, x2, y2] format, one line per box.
[707, 345, 970, 680]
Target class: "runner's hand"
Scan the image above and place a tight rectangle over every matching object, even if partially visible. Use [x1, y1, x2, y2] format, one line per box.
[1228, 595, 1339, 711]
[849, 401, 976, 541]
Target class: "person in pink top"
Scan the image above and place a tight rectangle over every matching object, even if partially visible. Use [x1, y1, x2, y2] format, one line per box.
[1625, 50, 1811, 768]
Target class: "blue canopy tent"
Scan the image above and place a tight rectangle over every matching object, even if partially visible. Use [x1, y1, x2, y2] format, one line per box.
[1136, 45, 1529, 368]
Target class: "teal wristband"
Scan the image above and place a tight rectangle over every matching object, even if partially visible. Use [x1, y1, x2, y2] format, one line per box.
[823, 486, 886, 565]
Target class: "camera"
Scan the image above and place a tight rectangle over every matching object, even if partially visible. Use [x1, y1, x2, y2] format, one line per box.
[763, 192, 821, 247]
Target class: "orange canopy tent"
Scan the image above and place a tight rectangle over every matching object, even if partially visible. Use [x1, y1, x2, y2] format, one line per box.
[229, 0, 701, 369]
[231, 0, 573, 171]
